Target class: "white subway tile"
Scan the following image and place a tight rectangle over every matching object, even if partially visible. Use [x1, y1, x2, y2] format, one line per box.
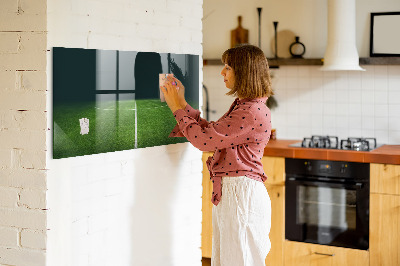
[348, 116, 362, 129]
[336, 103, 349, 116]
[361, 90, 374, 104]
[374, 65, 388, 77]
[348, 90, 362, 104]
[374, 77, 388, 91]
[374, 117, 389, 131]
[388, 117, 400, 131]
[374, 90, 388, 104]
[285, 66, 298, 77]
[323, 103, 336, 116]
[286, 77, 298, 89]
[388, 131, 400, 144]
[362, 116, 375, 130]
[375, 104, 389, 117]
[388, 75, 400, 91]
[336, 90, 349, 103]
[348, 128, 362, 137]
[389, 104, 400, 117]
[374, 130, 389, 144]
[361, 103, 374, 117]
[388, 65, 400, 76]
[388, 91, 400, 104]
[336, 115, 348, 129]
[298, 67, 311, 78]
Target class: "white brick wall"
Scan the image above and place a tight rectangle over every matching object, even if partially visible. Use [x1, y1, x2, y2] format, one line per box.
[46, 1, 203, 266]
[2, 0, 203, 265]
[0, 0, 48, 265]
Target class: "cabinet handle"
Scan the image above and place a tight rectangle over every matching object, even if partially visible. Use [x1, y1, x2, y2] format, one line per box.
[314, 252, 335, 257]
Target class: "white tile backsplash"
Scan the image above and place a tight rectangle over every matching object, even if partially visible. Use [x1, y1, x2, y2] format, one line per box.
[203, 65, 400, 144]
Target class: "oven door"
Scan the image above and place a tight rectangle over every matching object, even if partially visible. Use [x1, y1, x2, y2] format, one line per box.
[285, 177, 369, 250]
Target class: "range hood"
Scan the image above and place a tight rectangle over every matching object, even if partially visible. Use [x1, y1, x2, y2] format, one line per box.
[320, 0, 365, 71]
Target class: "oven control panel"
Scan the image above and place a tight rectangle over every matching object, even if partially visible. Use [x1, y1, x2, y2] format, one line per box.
[286, 158, 369, 180]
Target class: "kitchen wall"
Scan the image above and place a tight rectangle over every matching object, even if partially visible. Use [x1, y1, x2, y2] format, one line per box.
[1, 0, 203, 265]
[203, 0, 400, 144]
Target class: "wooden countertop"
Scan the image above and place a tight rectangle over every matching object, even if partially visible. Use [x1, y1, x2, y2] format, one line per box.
[263, 139, 400, 165]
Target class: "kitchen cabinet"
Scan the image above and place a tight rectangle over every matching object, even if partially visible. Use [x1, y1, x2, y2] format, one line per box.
[370, 163, 400, 266]
[284, 241, 369, 266]
[261, 156, 285, 266]
[201, 154, 286, 266]
[201, 152, 213, 258]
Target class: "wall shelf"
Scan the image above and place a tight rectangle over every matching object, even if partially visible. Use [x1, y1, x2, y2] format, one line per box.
[203, 57, 400, 67]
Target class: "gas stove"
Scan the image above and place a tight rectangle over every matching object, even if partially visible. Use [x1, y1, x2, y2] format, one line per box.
[289, 135, 382, 151]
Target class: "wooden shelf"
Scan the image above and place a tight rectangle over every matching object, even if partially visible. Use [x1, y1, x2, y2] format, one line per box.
[203, 57, 400, 67]
[359, 57, 400, 65]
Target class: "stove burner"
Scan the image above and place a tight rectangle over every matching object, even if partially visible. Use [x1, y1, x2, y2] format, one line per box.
[340, 137, 377, 151]
[301, 135, 339, 149]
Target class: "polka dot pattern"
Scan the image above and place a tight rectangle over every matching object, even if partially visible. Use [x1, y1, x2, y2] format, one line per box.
[169, 97, 272, 206]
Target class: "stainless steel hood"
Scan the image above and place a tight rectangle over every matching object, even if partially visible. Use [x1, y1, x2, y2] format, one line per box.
[320, 0, 365, 71]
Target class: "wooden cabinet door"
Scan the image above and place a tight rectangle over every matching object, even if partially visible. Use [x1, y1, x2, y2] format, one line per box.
[264, 184, 285, 266]
[370, 163, 400, 195]
[202, 152, 213, 258]
[370, 193, 400, 266]
[284, 241, 369, 266]
[262, 156, 285, 186]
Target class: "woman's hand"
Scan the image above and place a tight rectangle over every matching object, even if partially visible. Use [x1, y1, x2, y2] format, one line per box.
[161, 76, 185, 113]
[171, 76, 187, 108]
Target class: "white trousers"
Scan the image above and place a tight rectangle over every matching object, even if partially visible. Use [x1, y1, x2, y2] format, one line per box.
[211, 176, 272, 266]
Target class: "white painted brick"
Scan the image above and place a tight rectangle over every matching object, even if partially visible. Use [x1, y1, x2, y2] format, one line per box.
[0, 32, 47, 71]
[20, 149, 46, 170]
[0, 33, 20, 54]
[19, 0, 47, 15]
[16, 71, 47, 91]
[181, 16, 202, 30]
[0, 149, 11, 169]
[87, 33, 123, 51]
[0, 0, 18, 13]
[0, 227, 19, 247]
[20, 229, 46, 249]
[0, 90, 46, 111]
[19, 189, 46, 209]
[0, 12, 46, 32]
[1, 110, 47, 131]
[0, 187, 19, 208]
[0, 129, 46, 150]
[0, 208, 46, 230]
[87, 211, 109, 233]
[0, 169, 47, 189]
[0, 71, 16, 90]
[0, 247, 45, 266]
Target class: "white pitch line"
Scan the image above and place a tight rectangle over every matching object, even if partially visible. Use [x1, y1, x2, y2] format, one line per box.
[134, 100, 138, 149]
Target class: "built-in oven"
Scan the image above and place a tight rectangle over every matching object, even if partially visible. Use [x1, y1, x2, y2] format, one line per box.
[285, 158, 370, 250]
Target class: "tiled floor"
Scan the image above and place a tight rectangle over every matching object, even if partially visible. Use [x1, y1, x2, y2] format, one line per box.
[202, 257, 211, 266]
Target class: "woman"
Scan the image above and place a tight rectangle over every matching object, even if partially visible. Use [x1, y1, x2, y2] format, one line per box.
[161, 44, 273, 266]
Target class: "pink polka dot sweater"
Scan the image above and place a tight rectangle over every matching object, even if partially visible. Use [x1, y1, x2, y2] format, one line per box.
[169, 97, 272, 206]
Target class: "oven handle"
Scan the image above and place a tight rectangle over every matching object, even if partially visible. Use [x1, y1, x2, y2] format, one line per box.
[286, 177, 364, 189]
